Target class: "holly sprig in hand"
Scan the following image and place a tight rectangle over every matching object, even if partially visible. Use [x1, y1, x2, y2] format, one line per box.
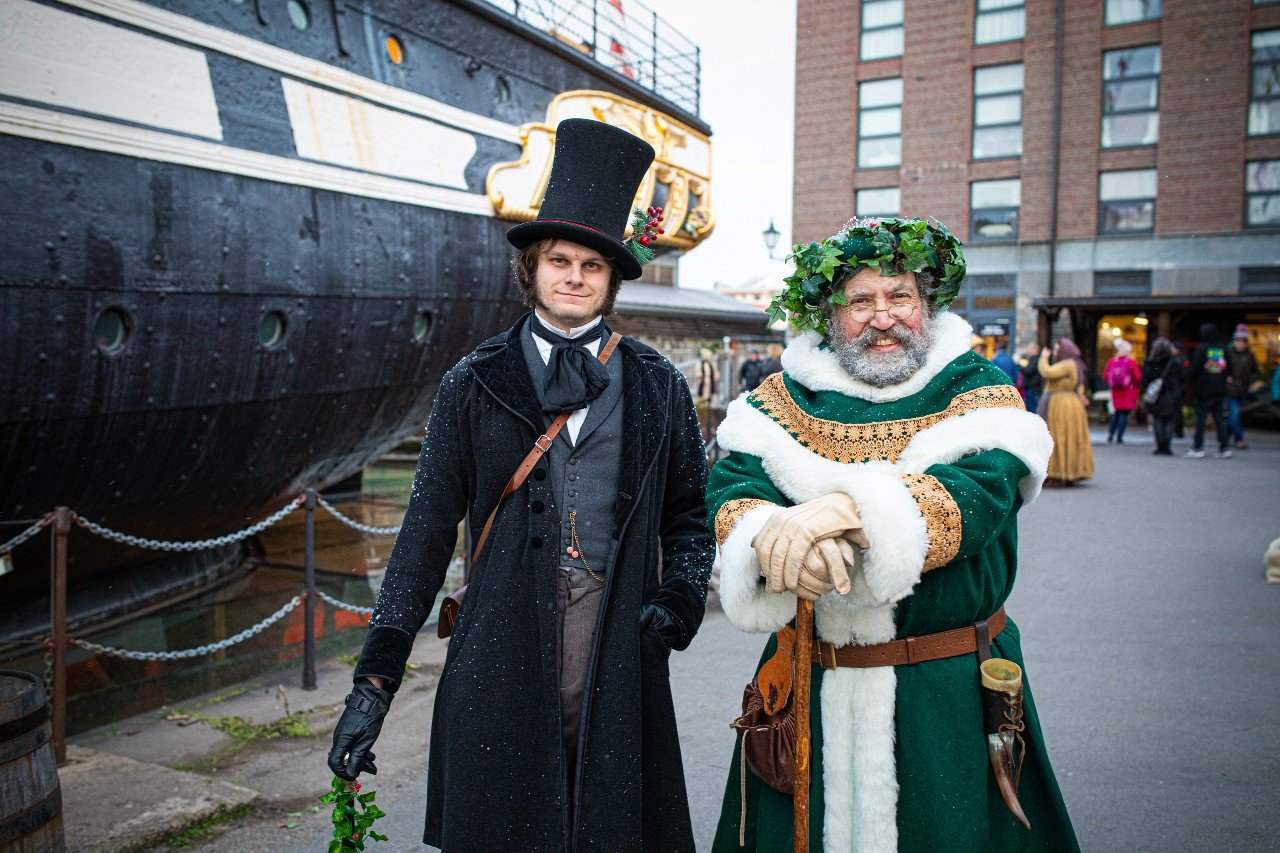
[320, 776, 388, 851]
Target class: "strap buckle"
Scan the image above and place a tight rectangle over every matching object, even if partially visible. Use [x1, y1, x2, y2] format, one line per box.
[534, 434, 553, 452]
[817, 641, 838, 670]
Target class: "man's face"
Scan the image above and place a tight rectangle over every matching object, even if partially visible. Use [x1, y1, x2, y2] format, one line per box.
[826, 267, 933, 388]
[532, 240, 613, 330]
[1233, 338, 1248, 351]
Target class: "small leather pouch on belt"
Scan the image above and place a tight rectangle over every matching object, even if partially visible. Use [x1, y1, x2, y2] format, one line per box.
[728, 608, 1009, 799]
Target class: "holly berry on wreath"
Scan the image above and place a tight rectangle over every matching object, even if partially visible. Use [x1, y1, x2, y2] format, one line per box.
[625, 206, 665, 265]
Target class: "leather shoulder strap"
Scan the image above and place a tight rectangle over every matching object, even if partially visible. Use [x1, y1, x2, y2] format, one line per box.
[468, 332, 622, 573]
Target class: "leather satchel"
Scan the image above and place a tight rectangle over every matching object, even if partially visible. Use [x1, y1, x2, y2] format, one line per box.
[437, 332, 622, 639]
[729, 624, 799, 794]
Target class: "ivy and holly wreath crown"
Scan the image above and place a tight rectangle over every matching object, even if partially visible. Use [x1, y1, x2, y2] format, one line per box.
[767, 216, 967, 337]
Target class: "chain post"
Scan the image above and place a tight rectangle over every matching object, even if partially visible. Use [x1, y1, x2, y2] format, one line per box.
[302, 489, 318, 690]
[50, 506, 70, 765]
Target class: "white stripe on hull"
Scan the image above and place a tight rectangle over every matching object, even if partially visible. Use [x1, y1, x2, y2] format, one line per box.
[0, 101, 495, 217]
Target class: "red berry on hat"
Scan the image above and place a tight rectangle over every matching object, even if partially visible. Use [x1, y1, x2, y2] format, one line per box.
[640, 235, 651, 246]
[658, 228, 665, 234]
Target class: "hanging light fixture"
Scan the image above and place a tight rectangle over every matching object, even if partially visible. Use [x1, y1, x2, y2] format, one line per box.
[762, 219, 781, 260]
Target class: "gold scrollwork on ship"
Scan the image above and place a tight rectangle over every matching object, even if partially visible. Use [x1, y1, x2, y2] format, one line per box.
[485, 90, 714, 250]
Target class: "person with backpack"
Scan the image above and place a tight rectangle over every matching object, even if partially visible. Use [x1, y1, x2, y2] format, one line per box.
[1140, 337, 1183, 456]
[1186, 323, 1232, 458]
[1103, 338, 1142, 443]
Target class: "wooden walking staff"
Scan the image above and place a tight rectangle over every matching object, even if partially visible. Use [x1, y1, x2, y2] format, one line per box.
[792, 598, 814, 853]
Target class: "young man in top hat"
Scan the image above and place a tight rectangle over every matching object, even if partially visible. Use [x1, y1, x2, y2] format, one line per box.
[327, 118, 714, 852]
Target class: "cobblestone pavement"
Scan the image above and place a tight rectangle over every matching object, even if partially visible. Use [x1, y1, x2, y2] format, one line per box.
[140, 429, 1280, 851]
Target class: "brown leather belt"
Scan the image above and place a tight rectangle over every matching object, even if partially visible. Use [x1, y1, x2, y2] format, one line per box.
[812, 607, 1006, 668]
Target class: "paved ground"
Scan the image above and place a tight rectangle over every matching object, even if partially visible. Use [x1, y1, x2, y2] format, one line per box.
[68, 427, 1280, 851]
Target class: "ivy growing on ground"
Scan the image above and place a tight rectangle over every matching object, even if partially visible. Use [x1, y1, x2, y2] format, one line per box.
[320, 776, 388, 851]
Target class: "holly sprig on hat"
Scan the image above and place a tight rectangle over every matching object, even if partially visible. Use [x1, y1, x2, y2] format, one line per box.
[625, 206, 665, 265]
[766, 216, 966, 337]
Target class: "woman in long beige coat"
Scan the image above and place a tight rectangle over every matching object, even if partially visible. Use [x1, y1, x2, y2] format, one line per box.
[1038, 338, 1095, 485]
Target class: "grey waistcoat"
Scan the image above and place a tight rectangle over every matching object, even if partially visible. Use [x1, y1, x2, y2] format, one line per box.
[521, 321, 624, 575]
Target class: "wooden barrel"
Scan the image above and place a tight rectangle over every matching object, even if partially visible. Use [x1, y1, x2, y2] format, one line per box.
[0, 670, 64, 852]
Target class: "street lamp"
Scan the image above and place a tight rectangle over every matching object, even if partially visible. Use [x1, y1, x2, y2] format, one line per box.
[762, 219, 781, 260]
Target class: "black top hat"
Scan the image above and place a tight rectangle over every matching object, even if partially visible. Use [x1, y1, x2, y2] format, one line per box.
[506, 118, 656, 280]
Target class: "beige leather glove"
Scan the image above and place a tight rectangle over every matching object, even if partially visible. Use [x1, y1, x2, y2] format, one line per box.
[752, 493, 864, 596]
[793, 537, 857, 601]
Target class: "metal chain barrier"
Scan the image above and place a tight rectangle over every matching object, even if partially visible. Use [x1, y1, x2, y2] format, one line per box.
[2, 512, 53, 554]
[316, 589, 375, 616]
[316, 495, 401, 536]
[72, 495, 307, 551]
[68, 593, 304, 661]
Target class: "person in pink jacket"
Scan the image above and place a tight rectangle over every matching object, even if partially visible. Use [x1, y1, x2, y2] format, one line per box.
[1104, 338, 1142, 443]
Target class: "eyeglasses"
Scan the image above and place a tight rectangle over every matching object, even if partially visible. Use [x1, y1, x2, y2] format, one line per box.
[839, 293, 920, 323]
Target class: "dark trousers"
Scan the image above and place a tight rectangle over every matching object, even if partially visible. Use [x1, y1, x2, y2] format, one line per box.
[1024, 389, 1040, 417]
[1193, 397, 1228, 451]
[1108, 410, 1131, 441]
[557, 566, 604, 815]
[1153, 415, 1176, 453]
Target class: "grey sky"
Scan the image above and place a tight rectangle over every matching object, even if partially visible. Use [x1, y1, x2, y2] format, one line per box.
[640, 0, 796, 290]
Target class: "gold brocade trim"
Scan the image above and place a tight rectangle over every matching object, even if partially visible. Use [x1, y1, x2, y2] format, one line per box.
[714, 498, 774, 545]
[749, 373, 1025, 464]
[902, 474, 962, 571]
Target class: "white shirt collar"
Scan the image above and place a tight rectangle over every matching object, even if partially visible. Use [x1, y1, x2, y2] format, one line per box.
[533, 311, 602, 340]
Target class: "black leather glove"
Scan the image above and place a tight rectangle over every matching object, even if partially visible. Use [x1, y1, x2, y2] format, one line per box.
[327, 680, 393, 781]
[640, 603, 686, 650]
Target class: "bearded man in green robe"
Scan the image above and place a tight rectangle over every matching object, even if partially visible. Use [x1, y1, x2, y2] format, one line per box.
[708, 217, 1079, 852]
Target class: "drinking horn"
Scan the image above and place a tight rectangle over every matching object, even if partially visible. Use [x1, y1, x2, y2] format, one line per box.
[979, 657, 1031, 829]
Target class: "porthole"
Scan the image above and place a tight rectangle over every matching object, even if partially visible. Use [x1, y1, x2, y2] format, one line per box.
[286, 0, 309, 29]
[413, 310, 433, 342]
[94, 308, 129, 354]
[385, 35, 404, 65]
[259, 310, 287, 347]
[495, 75, 511, 103]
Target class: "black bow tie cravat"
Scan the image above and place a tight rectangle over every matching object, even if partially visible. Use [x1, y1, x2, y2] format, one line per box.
[528, 316, 612, 415]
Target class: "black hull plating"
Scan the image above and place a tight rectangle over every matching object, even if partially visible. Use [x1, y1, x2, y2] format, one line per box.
[0, 0, 701, 607]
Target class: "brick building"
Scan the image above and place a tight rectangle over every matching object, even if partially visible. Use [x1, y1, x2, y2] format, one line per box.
[794, 0, 1280, 380]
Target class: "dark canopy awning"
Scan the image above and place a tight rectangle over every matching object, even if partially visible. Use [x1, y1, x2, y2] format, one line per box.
[1032, 294, 1280, 311]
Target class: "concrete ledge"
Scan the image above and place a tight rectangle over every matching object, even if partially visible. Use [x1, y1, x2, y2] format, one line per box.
[59, 745, 259, 853]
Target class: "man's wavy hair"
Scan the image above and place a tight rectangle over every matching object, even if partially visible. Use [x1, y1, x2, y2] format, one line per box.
[512, 238, 624, 316]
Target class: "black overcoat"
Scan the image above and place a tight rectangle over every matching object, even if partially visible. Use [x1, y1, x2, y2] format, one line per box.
[354, 316, 714, 852]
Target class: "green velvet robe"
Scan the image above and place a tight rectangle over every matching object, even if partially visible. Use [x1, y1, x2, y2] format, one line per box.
[706, 313, 1079, 853]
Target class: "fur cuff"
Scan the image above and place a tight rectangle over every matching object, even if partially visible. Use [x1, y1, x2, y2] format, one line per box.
[717, 503, 797, 634]
[833, 469, 929, 606]
[898, 407, 1053, 502]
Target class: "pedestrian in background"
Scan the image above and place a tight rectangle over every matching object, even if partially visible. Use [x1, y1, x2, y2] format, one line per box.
[1103, 338, 1141, 443]
[1186, 323, 1232, 459]
[992, 342, 1017, 383]
[1038, 338, 1095, 486]
[1225, 324, 1258, 450]
[738, 349, 765, 393]
[1141, 337, 1183, 456]
[1019, 342, 1043, 415]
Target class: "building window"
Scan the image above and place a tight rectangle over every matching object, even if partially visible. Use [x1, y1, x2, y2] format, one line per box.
[1240, 267, 1280, 295]
[860, 0, 903, 61]
[970, 179, 1021, 241]
[1094, 271, 1153, 297]
[855, 186, 901, 218]
[1099, 169, 1156, 234]
[1102, 45, 1160, 148]
[976, 0, 1025, 45]
[1246, 161, 1280, 228]
[1249, 30, 1280, 137]
[973, 64, 1023, 159]
[1105, 0, 1160, 26]
[857, 77, 903, 168]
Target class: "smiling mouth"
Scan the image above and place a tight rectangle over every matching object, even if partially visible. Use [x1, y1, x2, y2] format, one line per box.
[869, 338, 901, 351]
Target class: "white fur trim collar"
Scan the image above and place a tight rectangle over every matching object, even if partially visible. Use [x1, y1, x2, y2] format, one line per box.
[780, 311, 973, 403]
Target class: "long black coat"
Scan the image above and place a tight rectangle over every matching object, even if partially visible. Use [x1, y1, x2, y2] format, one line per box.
[354, 316, 714, 852]
[1141, 353, 1183, 418]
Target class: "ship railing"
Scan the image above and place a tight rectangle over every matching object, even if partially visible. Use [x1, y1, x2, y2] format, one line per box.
[0, 488, 399, 766]
[481, 0, 702, 115]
